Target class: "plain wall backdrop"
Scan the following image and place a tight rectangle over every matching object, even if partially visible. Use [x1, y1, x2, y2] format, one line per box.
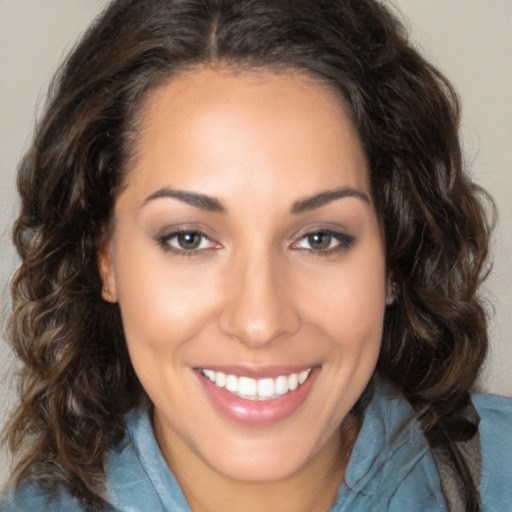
[1, 0, 511, 490]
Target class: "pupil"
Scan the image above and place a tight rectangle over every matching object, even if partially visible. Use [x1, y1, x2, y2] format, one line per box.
[178, 232, 201, 249]
[308, 232, 331, 250]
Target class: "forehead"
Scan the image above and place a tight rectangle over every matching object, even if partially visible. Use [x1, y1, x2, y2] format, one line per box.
[123, 67, 371, 206]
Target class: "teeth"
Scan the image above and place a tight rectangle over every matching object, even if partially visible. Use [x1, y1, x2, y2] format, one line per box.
[288, 373, 299, 391]
[202, 369, 215, 381]
[298, 370, 309, 385]
[275, 375, 288, 395]
[238, 376, 257, 397]
[215, 372, 226, 388]
[257, 378, 274, 398]
[225, 374, 238, 393]
[200, 368, 312, 401]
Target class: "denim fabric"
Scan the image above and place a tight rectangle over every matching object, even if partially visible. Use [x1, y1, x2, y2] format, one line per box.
[2, 384, 511, 511]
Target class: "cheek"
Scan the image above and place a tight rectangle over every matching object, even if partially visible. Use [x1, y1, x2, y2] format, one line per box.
[112, 243, 219, 355]
[295, 256, 387, 349]
[114, 258, 222, 406]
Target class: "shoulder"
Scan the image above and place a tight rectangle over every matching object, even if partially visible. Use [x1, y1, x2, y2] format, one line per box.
[473, 391, 512, 425]
[473, 392, 512, 454]
[472, 392, 512, 511]
[103, 408, 187, 511]
[0, 408, 185, 512]
[340, 381, 448, 511]
[0, 481, 87, 512]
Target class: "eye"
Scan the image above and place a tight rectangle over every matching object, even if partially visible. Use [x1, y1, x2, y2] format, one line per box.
[157, 230, 216, 254]
[292, 229, 355, 254]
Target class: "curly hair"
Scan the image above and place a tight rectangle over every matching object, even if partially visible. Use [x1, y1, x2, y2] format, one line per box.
[3, 0, 494, 510]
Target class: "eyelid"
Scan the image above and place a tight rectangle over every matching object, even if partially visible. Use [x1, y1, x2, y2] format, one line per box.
[290, 228, 356, 254]
[156, 228, 221, 256]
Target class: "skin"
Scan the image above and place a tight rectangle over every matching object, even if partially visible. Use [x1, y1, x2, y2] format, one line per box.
[99, 68, 389, 512]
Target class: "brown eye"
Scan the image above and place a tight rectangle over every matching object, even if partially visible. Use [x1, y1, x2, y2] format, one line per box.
[292, 229, 356, 254]
[157, 230, 215, 253]
[176, 232, 203, 250]
[307, 232, 332, 251]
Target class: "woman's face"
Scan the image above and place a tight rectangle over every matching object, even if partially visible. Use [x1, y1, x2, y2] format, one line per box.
[100, 68, 388, 484]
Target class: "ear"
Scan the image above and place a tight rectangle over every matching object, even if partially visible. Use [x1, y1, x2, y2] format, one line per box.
[97, 241, 118, 303]
[385, 278, 398, 306]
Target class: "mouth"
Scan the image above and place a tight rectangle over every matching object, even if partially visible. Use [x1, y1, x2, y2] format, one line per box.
[195, 365, 320, 426]
[199, 368, 312, 401]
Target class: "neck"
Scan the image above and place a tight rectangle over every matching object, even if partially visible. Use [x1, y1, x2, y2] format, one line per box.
[155, 414, 361, 512]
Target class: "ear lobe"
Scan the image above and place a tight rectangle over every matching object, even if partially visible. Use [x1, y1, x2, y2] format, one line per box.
[385, 280, 398, 306]
[97, 244, 118, 303]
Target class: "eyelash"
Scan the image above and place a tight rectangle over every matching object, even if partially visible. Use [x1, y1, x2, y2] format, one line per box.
[156, 228, 355, 257]
[291, 229, 356, 256]
[157, 229, 216, 257]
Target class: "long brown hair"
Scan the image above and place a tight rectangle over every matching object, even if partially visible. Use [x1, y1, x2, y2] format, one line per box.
[3, 0, 494, 509]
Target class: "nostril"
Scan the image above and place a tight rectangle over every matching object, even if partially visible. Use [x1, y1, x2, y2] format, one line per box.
[216, 296, 301, 347]
[217, 257, 301, 346]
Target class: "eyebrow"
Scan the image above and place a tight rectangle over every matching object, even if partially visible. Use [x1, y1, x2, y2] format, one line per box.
[142, 187, 227, 213]
[291, 187, 370, 214]
[142, 185, 369, 215]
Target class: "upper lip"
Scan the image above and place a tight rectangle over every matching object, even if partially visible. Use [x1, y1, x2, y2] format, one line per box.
[194, 364, 318, 379]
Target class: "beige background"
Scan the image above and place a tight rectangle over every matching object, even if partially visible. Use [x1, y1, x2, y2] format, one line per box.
[0, 0, 511, 488]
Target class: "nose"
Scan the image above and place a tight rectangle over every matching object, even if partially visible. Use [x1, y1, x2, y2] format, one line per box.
[217, 250, 301, 348]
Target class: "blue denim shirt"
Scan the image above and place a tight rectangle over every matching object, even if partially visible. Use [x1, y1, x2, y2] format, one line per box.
[2, 383, 511, 511]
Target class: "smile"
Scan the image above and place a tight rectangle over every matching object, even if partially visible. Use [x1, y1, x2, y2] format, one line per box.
[199, 368, 312, 401]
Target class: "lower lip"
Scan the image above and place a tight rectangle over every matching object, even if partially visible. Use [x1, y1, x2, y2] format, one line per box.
[196, 367, 320, 426]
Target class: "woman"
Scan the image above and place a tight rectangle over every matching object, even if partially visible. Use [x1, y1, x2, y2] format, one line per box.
[1, 0, 511, 511]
